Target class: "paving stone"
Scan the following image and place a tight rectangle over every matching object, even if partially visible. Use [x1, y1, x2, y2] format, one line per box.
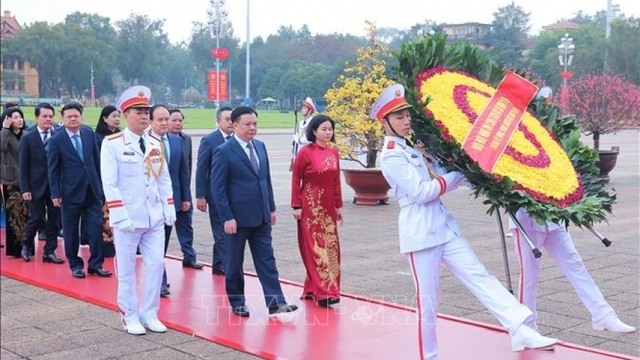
[173, 339, 244, 358]
[86, 336, 162, 358]
[29, 346, 106, 360]
[143, 330, 203, 347]
[1, 335, 72, 358]
[59, 326, 133, 345]
[0, 348, 25, 360]
[34, 318, 104, 335]
[114, 347, 201, 360]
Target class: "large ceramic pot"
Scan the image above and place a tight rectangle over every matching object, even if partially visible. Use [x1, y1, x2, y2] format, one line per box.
[595, 147, 619, 183]
[342, 168, 390, 206]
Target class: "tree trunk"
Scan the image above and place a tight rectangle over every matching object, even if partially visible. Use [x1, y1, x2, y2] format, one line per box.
[593, 131, 600, 152]
[366, 150, 377, 169]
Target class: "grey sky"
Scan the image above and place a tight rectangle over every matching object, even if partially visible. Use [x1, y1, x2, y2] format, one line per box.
[3, 0, 638, 44]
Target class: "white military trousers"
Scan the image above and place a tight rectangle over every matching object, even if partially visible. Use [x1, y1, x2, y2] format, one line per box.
[408, 235, 532, 360]
[514, 227, 613, 329]
[114, 224, 165, 326]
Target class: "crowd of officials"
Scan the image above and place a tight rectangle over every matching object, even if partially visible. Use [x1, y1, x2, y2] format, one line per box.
[0, 84, 635, 359]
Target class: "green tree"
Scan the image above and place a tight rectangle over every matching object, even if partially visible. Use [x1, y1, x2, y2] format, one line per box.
[64, 12, 118, 97]
[279, 61, 333, 105]
[608, 17, 640, 84]
[59, 21, 113, 98]
[486, 2, 530, 68]
[526, 31, 562, 87]
[8, 22, 68, 97]
[115, 15, 170, 86]
[256, 61, 290, 102]
[163, 44, 198, 103]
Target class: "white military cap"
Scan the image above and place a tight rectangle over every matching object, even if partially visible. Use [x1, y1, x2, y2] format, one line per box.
[116, 86, 152, 112]
[370, 84, 412, 122]
[302, 97, 316, 113]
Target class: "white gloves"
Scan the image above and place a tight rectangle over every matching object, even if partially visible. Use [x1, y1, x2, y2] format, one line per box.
[441, 171, 464, 188]
[164, 214, 176, 227]
[115, 219, 135, 233]
[457, 177, 473, 189]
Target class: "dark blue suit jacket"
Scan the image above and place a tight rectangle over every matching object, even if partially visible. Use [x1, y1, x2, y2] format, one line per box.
[195, 129, 224, 200]
[211, 137, 275, 227]
[19, 128, 54, 199]
[47, 127, 104, 203]
[165, 133, 191, 211]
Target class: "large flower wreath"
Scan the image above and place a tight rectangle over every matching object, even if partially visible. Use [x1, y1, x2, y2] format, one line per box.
[393, 35, 614, 227]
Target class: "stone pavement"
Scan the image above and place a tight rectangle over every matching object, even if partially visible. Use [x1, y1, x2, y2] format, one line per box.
[2, 129, 638, 359]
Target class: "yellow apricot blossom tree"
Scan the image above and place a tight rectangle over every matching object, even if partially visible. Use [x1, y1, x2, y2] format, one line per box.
[324, 21, 393, 168]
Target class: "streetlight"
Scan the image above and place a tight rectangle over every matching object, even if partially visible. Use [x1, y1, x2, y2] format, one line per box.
[245, 0, 251, 105]
[605, 0, 612, 69]
[557, 33, 575, 88]
[90, 60, 95, 106]
[208, 0, 229, 109]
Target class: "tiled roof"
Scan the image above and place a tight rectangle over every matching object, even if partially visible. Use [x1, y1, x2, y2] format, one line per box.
[1, 10, 22, 39]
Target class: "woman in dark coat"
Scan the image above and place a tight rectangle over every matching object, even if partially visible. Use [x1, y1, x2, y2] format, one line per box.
[1, 107, 28, 256]
[94, 105, 121, 257]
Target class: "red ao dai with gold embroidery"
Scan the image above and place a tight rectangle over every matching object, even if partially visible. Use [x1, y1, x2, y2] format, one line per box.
[291, 143, 343, 303]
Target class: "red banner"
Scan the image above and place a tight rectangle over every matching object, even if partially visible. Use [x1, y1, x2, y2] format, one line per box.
[462, 71, 538, 173]
[207, 70, 228, 101]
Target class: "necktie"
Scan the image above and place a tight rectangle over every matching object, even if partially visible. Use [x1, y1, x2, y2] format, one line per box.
[72, 134, 83, 161]
[139, 137, 146, 153]
[225, 135, 231, 141]
[247, 142, 259, 174]
[42, 132, 50, 152]
[162, 136, 170, 164]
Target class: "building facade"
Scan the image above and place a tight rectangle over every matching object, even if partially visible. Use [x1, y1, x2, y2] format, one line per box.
[441, 22, 491, 42]
[1, 10, 39, 98]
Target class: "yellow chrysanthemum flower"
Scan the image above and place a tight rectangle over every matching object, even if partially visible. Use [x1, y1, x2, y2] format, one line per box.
[418, 68, 582, 205]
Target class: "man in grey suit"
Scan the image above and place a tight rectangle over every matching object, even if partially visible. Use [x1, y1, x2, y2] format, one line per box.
[195, 106, 233, 275]
[211, 107, 298, 318]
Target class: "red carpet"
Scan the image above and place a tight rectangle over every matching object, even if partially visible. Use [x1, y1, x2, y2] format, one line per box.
[0, 236, 635, 360]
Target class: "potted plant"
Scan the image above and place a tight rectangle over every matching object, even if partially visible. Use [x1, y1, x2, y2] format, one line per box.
[324, 21, 393, 205]
[560, 73, 640, 182]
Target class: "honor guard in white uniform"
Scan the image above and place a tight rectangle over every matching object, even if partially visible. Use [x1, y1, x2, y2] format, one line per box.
[510, 208, 636, 333]
[101, 86, 176, 335]
[375, 84, 559, 360]
[292, 97, 316, 156]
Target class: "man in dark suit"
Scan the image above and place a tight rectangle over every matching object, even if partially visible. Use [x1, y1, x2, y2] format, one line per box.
[18, 102, 63, 263]
[149, 105, 202, 297]
[25, 109, 62, 241]
[195, 106, 233, 275]
[169, 109, 192, 172]
[211, 106, 298, 318]
[166, 108, 202, 269]
[48, 102, 111, 279]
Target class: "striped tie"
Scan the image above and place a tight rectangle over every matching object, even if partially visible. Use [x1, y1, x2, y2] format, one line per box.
[72, 134, 83, 161]
[247, 142, 259, 173]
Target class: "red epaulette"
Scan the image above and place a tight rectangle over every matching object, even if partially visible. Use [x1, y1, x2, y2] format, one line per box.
[387, 141, 395, 149]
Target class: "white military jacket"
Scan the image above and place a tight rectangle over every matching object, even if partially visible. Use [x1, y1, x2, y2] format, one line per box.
[380, 135, 466, 254]
[292, 116, 313, 155]
[100, 128, 175, 229]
